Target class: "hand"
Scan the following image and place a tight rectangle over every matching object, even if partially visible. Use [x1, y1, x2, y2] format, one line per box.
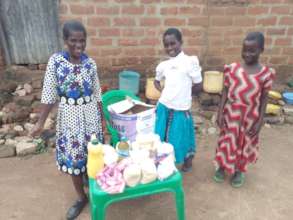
[247, 121, 262, 137]
[29, 122, 44, 138]
[216, 113, 224, 128]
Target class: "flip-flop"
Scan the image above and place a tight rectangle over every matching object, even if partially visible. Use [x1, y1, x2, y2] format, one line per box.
[181, 164, 192, 172]
[231, 172, 245, 188]
[213, 168, 225, 183]
[66, 198, 88, 220]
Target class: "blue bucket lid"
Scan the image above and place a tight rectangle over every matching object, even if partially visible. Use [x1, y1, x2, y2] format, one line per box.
[283, 92, 293, 101]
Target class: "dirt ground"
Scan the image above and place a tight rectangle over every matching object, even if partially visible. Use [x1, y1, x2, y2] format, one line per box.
[0, 124, 293, 220]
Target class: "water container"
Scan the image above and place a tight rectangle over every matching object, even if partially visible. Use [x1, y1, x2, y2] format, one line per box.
[203, 71, 224, 93]
[119, 70, 140, 95]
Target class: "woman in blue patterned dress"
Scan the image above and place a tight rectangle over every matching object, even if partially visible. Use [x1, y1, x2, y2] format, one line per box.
[30, 20, 104, 219]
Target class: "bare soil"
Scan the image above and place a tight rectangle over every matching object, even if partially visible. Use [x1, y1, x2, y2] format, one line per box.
[0, 125, 293, 220]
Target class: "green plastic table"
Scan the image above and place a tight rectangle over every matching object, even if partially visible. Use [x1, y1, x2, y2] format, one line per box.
[89, 172, 185, 220]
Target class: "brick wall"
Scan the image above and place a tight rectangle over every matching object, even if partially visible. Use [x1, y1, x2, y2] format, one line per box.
[3, 0, 291, 83]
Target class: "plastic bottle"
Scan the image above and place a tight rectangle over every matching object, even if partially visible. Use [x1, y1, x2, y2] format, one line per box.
[116, 135, 130, 160]
[87, 134, 104, 179]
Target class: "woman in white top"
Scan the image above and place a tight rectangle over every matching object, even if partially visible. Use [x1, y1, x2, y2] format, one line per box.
[154, 28, 202, 172]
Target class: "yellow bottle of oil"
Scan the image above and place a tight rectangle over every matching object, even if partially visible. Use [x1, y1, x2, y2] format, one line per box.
[116, 136, 130, 160]
[87, 134, 104, 179]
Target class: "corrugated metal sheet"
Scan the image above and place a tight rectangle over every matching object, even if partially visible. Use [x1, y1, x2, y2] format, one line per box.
[0, 0, 61, 64]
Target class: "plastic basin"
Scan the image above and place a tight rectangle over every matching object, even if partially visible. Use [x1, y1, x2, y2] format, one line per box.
[119, 71, 140, 95]
[283, 92, 293, 105]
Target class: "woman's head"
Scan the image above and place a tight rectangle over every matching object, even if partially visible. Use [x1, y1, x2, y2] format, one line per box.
[163, 28, 183, 57]
[242, 32, 265, 65]
[62, 20, 87, 61]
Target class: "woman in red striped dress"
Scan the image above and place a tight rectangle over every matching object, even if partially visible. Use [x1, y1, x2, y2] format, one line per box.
[214, 32, 275, 187]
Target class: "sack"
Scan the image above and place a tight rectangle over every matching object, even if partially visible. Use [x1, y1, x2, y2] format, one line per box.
[140, 159, 157, 184]
[157, 155, 177, 181]
[123, 163, 142, 187]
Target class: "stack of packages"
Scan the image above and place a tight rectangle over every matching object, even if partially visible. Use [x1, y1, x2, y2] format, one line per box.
[87, 133, 177, 194]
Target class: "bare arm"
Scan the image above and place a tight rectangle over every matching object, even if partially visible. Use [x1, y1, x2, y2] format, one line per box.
[154, 80, 162, 92]
[216, 87, 228, 127]
[30, 103, 55, 137]
[192, 82, 203, 96]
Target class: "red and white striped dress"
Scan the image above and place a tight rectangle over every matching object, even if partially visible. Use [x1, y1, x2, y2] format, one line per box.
[215, 63, 275, 174]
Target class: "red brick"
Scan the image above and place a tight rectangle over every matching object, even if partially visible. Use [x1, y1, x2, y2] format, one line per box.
[275, 38, 292, 46]
[267, 28, 286, 35]
[187, 37, 205, 46]
[184, 47, 201, 56]
[115, 0, 135, 2]
[288, 57, 293, 65]
[86, 48, 100, 57]
[283, 48, 293, 55]
[247, 6, 269, 15]
[114, 18, 136, 26]
[164, 18, 186, 26]
[163, 0, 185, 3]
[206, 57, 225, 66]
[288, 28, 293, 35]
[270, 6, 291, 14]
[140, 0, 159, 3]
[188, 17, 209, 27]
[223, 47, 241, 55]
[118, 39, 139, 46]
[140, 18, 161, 26]
[211, 17, 233, 26]
[179, 6, 201, 14]
[209, 7, 226, 16]
[160, 7, 178, 15]
[101, 48, 122, 56]
[225, 7, 247, 15]
[265, 48, 281, 55]
[140, 38, 160, 46]
[122, 6, 144, 14]
[257, 17, 277, 26]
[261, 0, 281, 3]
[279, 17, 293, 25]
[146, 6, 157, 14]
[123, 48, 156, 56]
[95, 6, 119, 15]
[87, 17, 110, 27]
[99, 28, 120, 37]
[122, 29, 144, 37]
[224, 29, 243, 37]
[269, 56, 288, 65]
[112, 57, 140, 66]
[90, 38, 113, 46]
[70, 4, 95, 15]
[233, 17, 257, 26]
[181, 28, 202, 38]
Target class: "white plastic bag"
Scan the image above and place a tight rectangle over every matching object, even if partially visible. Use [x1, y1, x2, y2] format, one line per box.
[123, 163, 142, 187]
[140, 158, 157, 184]
[157, 155, 177, 181]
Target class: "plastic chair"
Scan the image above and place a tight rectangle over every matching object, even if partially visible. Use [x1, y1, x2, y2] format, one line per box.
[89, 172, 185, 220]
[102, 90, 140, 146]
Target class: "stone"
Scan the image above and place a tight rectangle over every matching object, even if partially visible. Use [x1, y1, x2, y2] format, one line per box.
[14, 95, 35, 106]
[0, 81, 18, 93]
[32, 80, 42, 89]
[193, 116, 203, 124]
[0, 145, 16, 158]
[283, 105, 293, 115]
[278, 100, 285, 106]
[0, 139, 5, 145]
[24, 123, 35, 131]
[264, 115, 285, 124]
[0, 124, 12, 134]
[211, 113, 217, 125]
[28, 64, 38, 70]
[264, 123, 271, 128]
[14, 89, 26, 97]
[14, 125, 24, 132]
[29, 113, 39, 123]
[38, 64, 47, 70]
[2, 107, 30, 123]
[0, 92, 13, 109]
[285, 115, 293, 124]
[208, 127, 217, 135]
[200, 111, 215, 120]
[211, 94, 221, 106]
[31, 101, 42, 113]
[199, 93, 214, 106]
[44, 118, 55, 130]
[5, 139, 17, 147]
[2, 102, 18, 113]
[15, 85, 23, 91]
[23, 83, 33, 94]
[14, 136, 33, 142]
[16, 141, 37, 156]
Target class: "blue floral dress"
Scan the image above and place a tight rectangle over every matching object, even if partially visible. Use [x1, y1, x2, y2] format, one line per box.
[41, 52, 103, 176]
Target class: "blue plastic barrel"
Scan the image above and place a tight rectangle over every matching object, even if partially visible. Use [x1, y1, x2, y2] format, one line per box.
[119, 70, 140, 94]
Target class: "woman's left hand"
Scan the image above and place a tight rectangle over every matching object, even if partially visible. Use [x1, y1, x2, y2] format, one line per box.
[248, 120, 263, 137]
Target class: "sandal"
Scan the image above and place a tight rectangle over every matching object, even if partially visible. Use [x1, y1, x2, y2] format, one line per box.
[66, 198, 88, 220]
[231, 171, 245, 188]
[213, 167, 225, 183]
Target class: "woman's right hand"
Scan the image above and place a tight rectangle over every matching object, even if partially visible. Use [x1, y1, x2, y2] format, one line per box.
[29, 122, 44, 138]
[216, 113, 224, 128]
